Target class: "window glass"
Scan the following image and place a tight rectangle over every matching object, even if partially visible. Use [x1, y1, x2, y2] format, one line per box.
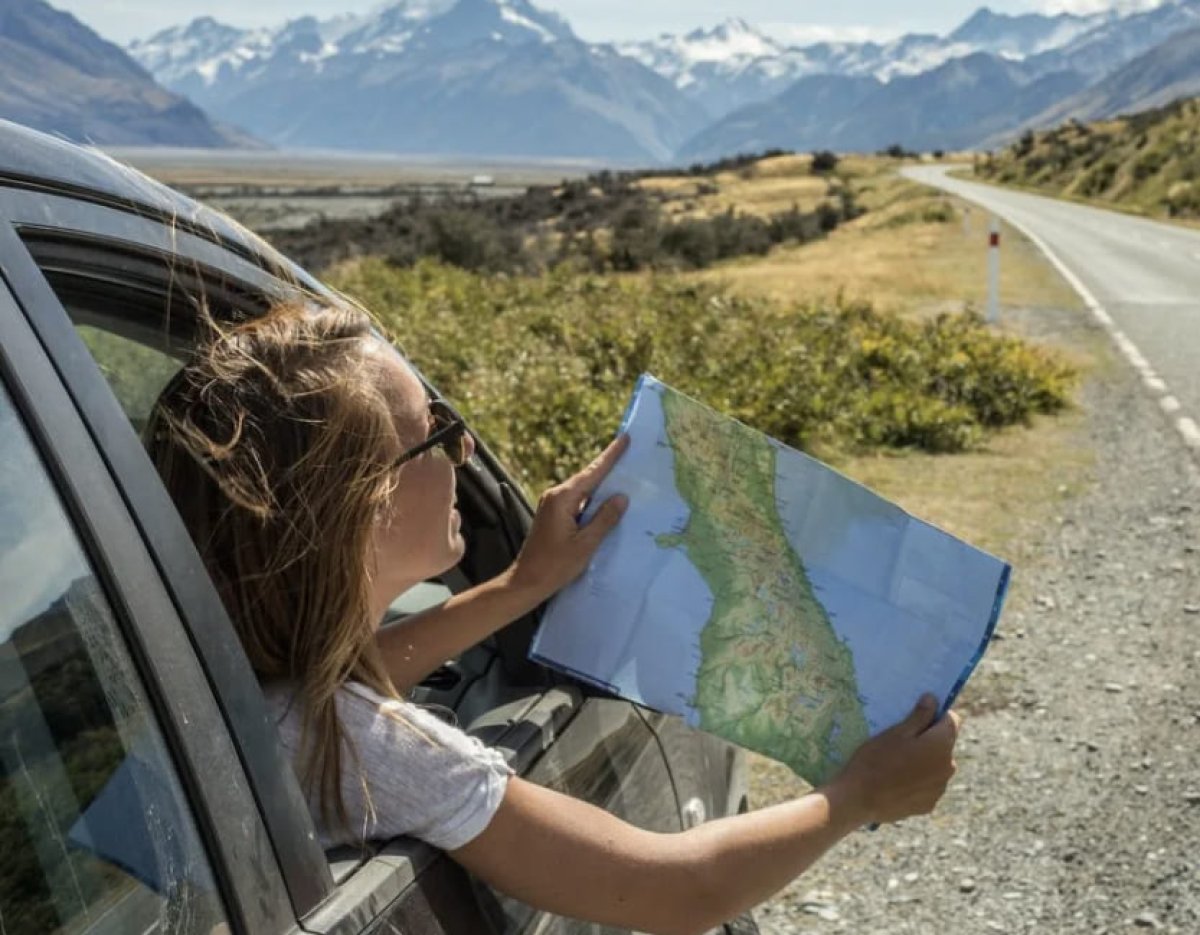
[76, 324, 180, 435]
[0, 383, 229, 933]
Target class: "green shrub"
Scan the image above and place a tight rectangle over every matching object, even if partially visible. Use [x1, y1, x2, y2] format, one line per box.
[811, 150, 840, 174]
[275, 171, 855, 275]
[329, 261, 1076, 492]
[608, 202, 664, 271]
[659, 220, 718, 268]
[768, 205, 819, 244]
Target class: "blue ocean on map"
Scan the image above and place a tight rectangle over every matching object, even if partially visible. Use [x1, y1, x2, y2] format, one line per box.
[772, 448, 1007, 732]
[532, 383, 713, 719]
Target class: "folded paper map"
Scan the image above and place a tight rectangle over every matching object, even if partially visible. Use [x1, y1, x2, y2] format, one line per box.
[530, 375, 1010, 785]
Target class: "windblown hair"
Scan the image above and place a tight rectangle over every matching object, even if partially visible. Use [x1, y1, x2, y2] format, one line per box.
[146, 300, 407, 835]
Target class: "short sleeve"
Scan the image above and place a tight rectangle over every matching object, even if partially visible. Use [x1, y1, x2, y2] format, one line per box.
[329, 684, 514, 851]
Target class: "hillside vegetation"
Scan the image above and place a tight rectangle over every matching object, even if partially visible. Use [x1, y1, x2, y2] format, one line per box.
[271, 151, 861, 276]
[977, 96, 1200, 219]
[330, 259, 1073, 492]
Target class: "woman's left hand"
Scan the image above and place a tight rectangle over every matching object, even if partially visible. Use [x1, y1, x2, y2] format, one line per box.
[505, 434, 631, 604]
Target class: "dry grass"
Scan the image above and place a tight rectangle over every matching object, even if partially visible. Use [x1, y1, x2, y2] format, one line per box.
[700, 175, 832, 217]
[688, 177, 1083, 317]
[677, 158, 1096, 556]
[637, 154, 835, 219]
[672, 156, 1103, 802]
[126, 156, 586, 191]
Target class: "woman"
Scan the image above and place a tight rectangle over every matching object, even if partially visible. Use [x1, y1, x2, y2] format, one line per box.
[147, 299, 960, 935]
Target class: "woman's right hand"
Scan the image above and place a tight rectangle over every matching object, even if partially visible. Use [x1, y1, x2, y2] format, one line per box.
[825, 694, 962, 827]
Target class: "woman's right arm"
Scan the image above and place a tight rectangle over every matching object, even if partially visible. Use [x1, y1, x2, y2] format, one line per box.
[451, 695, 960, 935]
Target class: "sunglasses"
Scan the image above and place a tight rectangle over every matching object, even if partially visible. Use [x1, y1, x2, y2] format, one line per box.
[393, 399, 471, 469]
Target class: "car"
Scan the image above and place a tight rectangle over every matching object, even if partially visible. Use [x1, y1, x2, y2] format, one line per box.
[0, 118, 750, 935]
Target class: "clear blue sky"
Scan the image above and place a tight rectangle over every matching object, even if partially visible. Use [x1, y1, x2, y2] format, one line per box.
[56, 0, 1154, 45]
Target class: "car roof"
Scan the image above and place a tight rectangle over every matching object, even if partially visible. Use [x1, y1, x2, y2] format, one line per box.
[0, 119, 324, 293]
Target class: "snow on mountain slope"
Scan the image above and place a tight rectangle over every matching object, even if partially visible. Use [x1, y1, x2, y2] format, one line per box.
[128, 0, 702, 161]
[613, 7, 1114, 118]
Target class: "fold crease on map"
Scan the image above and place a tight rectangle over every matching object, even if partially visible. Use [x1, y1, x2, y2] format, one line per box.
[530, 375, 1011, 786]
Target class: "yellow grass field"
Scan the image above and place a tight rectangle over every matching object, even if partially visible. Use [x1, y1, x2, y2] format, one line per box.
[638, 155, 1096, 563]
[694, 168, 1081, 317]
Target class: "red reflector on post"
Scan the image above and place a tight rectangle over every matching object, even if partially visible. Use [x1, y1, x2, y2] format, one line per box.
[989, 232, 1000, 247]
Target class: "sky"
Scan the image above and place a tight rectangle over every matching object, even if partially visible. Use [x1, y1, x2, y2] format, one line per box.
[55, 0, 1164, 46]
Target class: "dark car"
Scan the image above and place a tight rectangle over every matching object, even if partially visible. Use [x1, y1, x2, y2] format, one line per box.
[0, 119, 749, 935]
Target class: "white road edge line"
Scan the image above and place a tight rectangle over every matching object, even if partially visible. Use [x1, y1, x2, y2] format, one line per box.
[1178, 418, 1200, 450]
[940, 186, 1198, 460]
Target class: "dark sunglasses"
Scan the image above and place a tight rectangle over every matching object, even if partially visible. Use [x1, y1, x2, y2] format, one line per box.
[393, 399, 471, 468]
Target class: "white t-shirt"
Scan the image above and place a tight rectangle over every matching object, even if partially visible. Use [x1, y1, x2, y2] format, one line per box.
[264, 681, 513, 851]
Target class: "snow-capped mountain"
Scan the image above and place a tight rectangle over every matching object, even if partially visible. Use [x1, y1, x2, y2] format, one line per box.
[947, 7, 1115, 58]
[129, 0, 705, 161]
[619, 8, 1116, 119]
[615, 19, 798, 119]
[677, 1, 1200, 160]
[125, 0, 1200, 162]
[617, 19, 784, 89]
[1024, 0, 1200, 81]
[619, 6, 1113, 118]
[677, 53, 1088, 161]
[0, 0, 254, 147]
[127, 4, 439, 93]
[127, 0, 575, 95]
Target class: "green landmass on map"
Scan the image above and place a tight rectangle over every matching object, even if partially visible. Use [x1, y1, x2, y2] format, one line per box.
[655, 386, 869, 784]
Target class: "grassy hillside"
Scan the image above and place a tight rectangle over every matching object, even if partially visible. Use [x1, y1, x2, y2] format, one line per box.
[977, 96, 1200, 219]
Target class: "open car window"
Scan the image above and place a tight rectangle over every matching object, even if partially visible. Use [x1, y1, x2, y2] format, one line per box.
[17, 232, 521, 708]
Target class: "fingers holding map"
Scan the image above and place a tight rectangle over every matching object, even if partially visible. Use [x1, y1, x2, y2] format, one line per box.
[530, 375, 1010, 786]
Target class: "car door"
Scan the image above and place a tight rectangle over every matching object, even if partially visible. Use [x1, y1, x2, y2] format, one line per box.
[0, 184, 685, 934]
[0, 271, 301, 932]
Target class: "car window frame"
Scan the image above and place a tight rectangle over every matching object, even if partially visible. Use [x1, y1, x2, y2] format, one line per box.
[0, 187, 330, 925]
[0, 260, 301, 932]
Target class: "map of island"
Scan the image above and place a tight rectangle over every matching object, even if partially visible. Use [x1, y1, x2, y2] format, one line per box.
[656, 388, 869, 783]
[531, 375, 1010, 785]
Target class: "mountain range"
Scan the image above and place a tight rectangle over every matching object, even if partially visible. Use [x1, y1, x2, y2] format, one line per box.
[0, 0, 249, 147]
[6, 0, 1200, 161]
[125, 0, 706, 161]
[675, 0, 1200, 160]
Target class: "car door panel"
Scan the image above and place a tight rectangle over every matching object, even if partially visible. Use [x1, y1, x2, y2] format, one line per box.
[0, 273, 301, 930]
[0, 191, 332, 922]
[481, 694, 683, 935]
[302, 842, 494, 935]
[644, 712, 746, 830]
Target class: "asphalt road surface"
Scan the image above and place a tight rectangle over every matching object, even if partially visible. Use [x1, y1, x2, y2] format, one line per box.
[904, 165, 1200, 444]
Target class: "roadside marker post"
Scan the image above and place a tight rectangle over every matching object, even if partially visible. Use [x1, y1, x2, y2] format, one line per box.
[987, 217, 1001, 324]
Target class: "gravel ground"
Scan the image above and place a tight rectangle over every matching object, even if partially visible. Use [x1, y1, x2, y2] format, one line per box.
[752, 303, 1200, 934]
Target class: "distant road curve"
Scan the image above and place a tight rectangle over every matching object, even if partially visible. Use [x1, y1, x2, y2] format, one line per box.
[904, 165, 1200, 452]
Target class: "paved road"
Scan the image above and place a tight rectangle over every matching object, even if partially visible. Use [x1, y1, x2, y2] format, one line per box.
[904, 165, 1200, 441]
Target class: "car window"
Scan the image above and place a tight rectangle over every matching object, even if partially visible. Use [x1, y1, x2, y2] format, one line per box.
[24, 236, 460, 623]
[76, 324, 181, 434]
[0, 381, 230, 933]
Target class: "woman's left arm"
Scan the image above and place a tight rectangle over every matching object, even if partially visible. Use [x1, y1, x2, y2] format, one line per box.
[377, 435, 629, 693]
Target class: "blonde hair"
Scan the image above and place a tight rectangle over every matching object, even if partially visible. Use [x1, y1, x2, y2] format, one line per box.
[146, 300, 408, 835]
